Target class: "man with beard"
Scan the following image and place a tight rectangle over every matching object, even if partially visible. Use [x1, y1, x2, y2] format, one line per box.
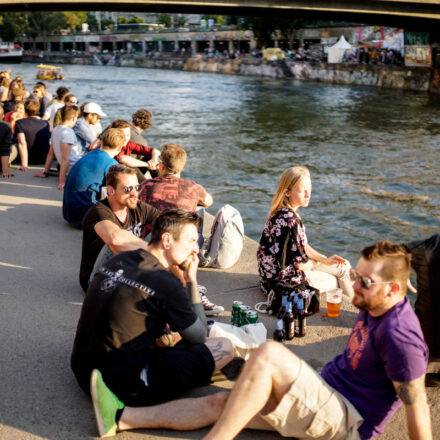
[90, 240, 431, 440]
[79, 163, 160, 292]
[72, 209, 233, 420]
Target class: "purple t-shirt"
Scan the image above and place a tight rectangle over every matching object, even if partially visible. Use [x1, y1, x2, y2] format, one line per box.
[322, 297, 428, 439]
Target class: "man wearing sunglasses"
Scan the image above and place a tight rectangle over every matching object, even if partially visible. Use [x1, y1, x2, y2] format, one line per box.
[89, 240, 431, 440]
[79, 163, 160, 292]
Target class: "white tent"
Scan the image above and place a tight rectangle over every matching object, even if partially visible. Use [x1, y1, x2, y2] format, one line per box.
[327, 35, 352, 63]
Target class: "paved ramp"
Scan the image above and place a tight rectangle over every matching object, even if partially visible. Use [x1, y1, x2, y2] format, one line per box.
[0, 167, 437, 439]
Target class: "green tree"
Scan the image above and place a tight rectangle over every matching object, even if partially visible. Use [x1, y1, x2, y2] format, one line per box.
[117, 16, 129, 25]
[0, 14, 18, 41]
[157, 13, 171, 28]
[63, 11, 87, 32]
[177, 15, 186, 27]
[86, 12, 98, 31]
[129, 16, 146, 24]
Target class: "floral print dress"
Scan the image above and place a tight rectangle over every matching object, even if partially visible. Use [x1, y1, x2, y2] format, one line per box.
[257, 207, 317, 298]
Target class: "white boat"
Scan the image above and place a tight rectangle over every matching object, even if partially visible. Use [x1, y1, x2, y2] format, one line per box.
[0, 42, 23, 63]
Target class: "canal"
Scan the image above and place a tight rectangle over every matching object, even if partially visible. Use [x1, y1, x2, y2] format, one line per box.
[13, 62, 440, 263]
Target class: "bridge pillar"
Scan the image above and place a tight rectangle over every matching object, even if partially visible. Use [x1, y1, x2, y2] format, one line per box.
[191, 39, 196, 56]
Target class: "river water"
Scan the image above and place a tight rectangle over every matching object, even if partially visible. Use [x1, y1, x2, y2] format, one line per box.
[12, 63, 440, 263]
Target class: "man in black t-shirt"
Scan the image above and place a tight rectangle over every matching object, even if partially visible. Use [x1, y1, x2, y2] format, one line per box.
[79, 164, 160, 292]
[71, 209, 234, 436]
[15, 99, 50, 169]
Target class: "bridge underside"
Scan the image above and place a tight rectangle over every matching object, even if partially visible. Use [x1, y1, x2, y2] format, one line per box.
[2, 1, 440, 32]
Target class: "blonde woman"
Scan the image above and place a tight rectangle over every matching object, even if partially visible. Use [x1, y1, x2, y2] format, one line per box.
[257, 166, 353, 314]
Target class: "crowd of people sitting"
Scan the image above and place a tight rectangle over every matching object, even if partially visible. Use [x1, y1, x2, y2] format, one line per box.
[0, 69, 434, 440]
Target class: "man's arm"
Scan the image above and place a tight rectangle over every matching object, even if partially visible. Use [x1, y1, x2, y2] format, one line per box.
[1, 156, 14, 178]
[17, 132, 28, 171]
[94, 220, 149, 254]
[393, 376, 432, 440]
[202, 192, 213, 208]
[58, 142, 72, 190]
[117, 154, 150, 168]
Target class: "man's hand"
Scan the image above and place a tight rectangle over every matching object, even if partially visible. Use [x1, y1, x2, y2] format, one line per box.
[57, 183, 65, 191]
[2, 170, 14, 178]
[182, 252, 199, 284]
[34, 172, 48, 178]
[19, 165, 28, 172]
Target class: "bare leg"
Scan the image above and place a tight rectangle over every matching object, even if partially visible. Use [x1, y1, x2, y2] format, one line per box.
[118, 392, 229, 431]
[203, 341, 302, 440]
[205, 337, 234, 370]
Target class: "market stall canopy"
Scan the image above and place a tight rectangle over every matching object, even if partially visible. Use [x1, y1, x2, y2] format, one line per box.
[328, 35, 352, 63]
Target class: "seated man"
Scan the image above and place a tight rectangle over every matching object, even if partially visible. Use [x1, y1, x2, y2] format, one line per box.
[139, 143, 213, 214]
[35, 105, 81, 189]
[71, 209, 234, 418]
[15, 99, 50, 169]
[74, 102, 104, 151]
[90, 240, 432, 440]
[139, 143, 221, 316]
[62, 128, 124, 229]
[79, 163, 160, 292]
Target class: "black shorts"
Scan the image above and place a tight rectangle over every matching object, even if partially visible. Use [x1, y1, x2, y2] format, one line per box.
[112, 342, 215, 407]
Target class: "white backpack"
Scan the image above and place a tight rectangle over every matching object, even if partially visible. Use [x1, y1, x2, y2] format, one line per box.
[201, 205, 244, 269]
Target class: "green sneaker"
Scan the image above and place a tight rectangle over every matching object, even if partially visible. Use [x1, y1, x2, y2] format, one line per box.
[90, 369, 125, 437]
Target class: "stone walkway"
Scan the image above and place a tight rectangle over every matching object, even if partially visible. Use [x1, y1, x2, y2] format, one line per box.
[0, 167, 437, 439]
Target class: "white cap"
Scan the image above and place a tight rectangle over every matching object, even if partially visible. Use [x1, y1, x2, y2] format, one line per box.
[83, 102, 106, 117]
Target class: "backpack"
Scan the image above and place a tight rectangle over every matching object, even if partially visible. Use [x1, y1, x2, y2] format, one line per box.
[201, 205, 244, 269]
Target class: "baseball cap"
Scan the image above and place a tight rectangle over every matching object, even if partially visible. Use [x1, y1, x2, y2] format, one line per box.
[83, 102, 106, 117]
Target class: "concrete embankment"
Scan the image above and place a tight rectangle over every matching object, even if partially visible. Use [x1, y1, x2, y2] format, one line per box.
[23, 53, 438, 93]
[0, 167, 438, 439]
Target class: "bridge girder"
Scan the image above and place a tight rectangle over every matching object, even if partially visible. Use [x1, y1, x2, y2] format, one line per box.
[1, 1, 440, 32]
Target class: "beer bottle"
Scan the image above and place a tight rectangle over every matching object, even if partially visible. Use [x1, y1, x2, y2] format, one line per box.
[296, 295, 306, 337]
[273, 317, 286, 343]
[283, 298, 295, 340]
[279, 293, 288, 317]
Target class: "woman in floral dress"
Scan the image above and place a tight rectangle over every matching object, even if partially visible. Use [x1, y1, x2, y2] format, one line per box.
[257, 166, 353, 313]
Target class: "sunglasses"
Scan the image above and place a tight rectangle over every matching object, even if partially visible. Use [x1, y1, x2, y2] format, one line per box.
[122, 184, 142, 194]
[68, 100, 78, 104]
[349, 269, 393, 289]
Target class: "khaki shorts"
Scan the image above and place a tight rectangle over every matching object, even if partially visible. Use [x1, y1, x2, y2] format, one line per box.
[258, 359, 363, 440]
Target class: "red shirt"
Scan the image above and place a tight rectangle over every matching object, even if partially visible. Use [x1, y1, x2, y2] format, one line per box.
[139, 175, 207, 213]
[115, 141, 153, 160]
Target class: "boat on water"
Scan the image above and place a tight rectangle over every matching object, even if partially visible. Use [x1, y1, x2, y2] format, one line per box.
[36, 64, 64, 80]
[0, 42, 23, 63]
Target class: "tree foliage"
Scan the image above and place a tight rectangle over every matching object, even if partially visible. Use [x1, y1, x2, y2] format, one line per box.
[157, 13, 171, 28]
[0, 11, 88, 40]
[241, 15, 323, 48]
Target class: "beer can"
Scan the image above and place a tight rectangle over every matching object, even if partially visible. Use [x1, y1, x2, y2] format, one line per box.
[245, 310, 258, 324]
[239, 305, 252, 326]
[231, 301, 243, 326]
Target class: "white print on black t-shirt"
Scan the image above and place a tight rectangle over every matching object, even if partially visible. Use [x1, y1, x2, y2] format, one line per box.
[127, 222, 143, 238]
[99, 267, 156, 296]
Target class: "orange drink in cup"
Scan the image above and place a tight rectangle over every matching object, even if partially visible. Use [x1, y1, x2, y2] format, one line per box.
[327, 288, 342, 317]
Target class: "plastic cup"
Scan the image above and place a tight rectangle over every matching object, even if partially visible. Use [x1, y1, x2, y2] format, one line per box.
[327, 288, 343, 317]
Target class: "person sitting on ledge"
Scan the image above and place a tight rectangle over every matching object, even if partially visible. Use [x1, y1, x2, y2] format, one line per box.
[139, 143, 222, 316]
[71, 209, 234, 418]
[257, 166, 353, 314]
[62, 128, 125, 229]
[88, 240, 431, 440]
[79, 163, 159, 292]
